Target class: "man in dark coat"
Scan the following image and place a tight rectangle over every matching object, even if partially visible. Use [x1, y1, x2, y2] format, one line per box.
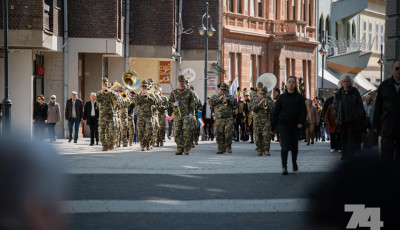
[65, 91, 83, 143]
[373, 60, 400, 165]
[202, 97, 214, 141]
[83, 92, 99, 146]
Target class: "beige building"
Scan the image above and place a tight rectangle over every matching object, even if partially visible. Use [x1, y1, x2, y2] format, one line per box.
[359, 0, 386, 86]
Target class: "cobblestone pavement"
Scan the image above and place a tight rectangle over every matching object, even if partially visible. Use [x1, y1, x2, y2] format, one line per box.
[55, 137, 341, 174]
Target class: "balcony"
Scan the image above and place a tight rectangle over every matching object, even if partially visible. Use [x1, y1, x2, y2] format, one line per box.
[271, 20, 318, 48]
[326, 36, 371, 57]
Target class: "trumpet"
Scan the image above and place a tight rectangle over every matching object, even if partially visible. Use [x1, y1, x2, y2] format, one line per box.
[143, 94, 149, 100]
[104, 88, 109, 93]
[263, 101, 268, 110]
[221, 94, 228, 106]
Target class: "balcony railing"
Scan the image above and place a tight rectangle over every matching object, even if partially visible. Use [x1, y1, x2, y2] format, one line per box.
[326, 36, 371, 56]
[43, 3, 50, 31]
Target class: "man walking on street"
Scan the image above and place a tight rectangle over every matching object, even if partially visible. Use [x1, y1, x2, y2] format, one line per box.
[373, 60, 400, 165]
[65, 91, 83, 143]
[209, 83, 238, 154]
[169, 75, 195, 155]
[83, 92, 99, 146]
[271, 76, 307, 175]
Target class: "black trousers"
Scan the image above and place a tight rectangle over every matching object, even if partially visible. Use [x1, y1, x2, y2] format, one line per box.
[235, 115, 244, 141]
[381, 136, 400, 165]
[341, 122, 360, 160]
[330, 132, 341, 151]
[204, 118, 214, 139]
[88, 117, 99, 144]
[34, 119, 46, 140]
[279, 123, 299, 168]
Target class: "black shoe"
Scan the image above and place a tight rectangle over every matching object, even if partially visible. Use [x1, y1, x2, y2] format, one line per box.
[89, 144, 94, 146]
[68, 137, 72, 143]
[250, 141, 254, 143]
[282, 167, 289, 175]
[96, 141, 99, 145]
[74, 141, 77, 143]
[293, 163, 298, 172]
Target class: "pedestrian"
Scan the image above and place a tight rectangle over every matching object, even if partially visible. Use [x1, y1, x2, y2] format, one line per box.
[32, 95, 48, 140]
[128, 91, 136, 146]
[134, 80, 157, 151]
[325, 102, 341, 153]
[243, 92, 254, 143]
[333, 74, 365, 160]
[209, 83, 238, 154]
[251, 87, 274, 156]
[202, 97, 214, 141]
[47, 95, 60, 142]
[83, 92, 99, 146]
[373, 60, 400, 165]
[65, 91, 83, 143]
[305, 99, 319, 145]
[271, 76, 307, 175]
[166, 112, 174, 140]
[362, 95, 374, 149]
[168, 75, 195, 155]
[234, 95, 245, 142]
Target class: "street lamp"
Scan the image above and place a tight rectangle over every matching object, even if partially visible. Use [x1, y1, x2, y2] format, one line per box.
[198, 2, 216, 103]
[2, 0, 12, 135]
[377, 44, 384, 84]
[318, 30, 327, 97]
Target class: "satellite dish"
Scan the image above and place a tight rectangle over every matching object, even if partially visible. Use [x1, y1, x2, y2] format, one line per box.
[257, 73, 277, 92]
[182, 68, 196, 82]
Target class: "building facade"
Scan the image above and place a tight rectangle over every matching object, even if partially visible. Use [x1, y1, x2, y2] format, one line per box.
[221, 0, 318, 98]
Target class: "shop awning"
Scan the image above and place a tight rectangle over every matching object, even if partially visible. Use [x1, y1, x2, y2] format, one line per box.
[354, 74, 377, 96]
[318, 69, 340, 89]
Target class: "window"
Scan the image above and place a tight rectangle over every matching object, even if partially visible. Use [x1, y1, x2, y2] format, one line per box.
[229, 53, 233, 81]
[229, 0, 233, 12]
[291, 59, 296, 77]
[286, 0, 289, 20]
[250, 0, 255, 16]
[235, 53, 241, 81]
[250, 55, 255, 88]
[292, 0, 295, 20]
[258, 0, 262, 17]
[363, 20, 367, 50]
[275, 0, 278, 20]
[302, 0, 305, 21]
[326, 17, 330, 37]
[286, 58, 290, 82]
[257, 56, 261, 79]
[369, 21, 372, 50]
[237, 0, 242, 14]
[375, 22, 379, 51]
[381, 23, 384, 46]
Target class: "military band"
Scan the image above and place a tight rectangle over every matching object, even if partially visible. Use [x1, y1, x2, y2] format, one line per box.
[93, 69, 278, 157]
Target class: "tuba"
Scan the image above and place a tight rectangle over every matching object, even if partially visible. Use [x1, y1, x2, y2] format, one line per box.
[256, 73, 277, 93]
[122, 70, 141, 90]
[121, 92, 128, 101]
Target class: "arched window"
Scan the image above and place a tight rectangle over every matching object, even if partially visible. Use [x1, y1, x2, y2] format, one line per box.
[352, 21, 356, 39]
[325, 16, 331, 37]
[319, 15, 324, 41]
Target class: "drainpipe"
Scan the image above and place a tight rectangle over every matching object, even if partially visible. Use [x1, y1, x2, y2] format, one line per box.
[125, 0, 130, 70]
[63, 0, 68, 138]
[175, 0, 183, 88]
[218, 0, 222, 83]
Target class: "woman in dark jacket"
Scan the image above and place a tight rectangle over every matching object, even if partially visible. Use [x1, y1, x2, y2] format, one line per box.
[333, 74, 365, 160]
[271, 76, 307, 175]
[32, 95, 48, 140]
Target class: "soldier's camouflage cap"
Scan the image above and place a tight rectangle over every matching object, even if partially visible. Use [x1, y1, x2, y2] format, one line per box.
[141, 80, 148, 87]
[257, 82, 263, 88]
[178, 75, 185, 82]
[260, 87, 268, 94]
[102, 77, 108, 84]
[220, 83, 229, 90]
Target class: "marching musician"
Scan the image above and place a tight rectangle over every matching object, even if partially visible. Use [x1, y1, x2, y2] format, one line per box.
[209, 83, 238, 154]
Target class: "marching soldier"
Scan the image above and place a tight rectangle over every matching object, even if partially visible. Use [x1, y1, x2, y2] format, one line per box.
[187, 83, 201, 147]
[169, 75, 195, 155]
[209, 83, 238, 154]
[112, 83, 123, 148]
[251, 87, 275, 156]
[243, 92, 254, 143]
[119, 89, 130, 147]
[97, 77, 119, 151]
[251, 82, 264, 149]
[128, 91, 136, 146]
[157, 87, 168, 146]
[133, 80, 157, 151]
[148, 79, 161, 148]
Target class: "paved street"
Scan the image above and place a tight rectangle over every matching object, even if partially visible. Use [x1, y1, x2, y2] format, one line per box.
[55, 138, 341, 230]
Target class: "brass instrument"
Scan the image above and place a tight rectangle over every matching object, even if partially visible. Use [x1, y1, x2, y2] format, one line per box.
[110, 81, 122, 91]
[143, 94, 149, 100]
[122, 70, 141, 90]
[121, 92, 128, 101]
[222, 94, 228, 106]
[104, 88, 109, 93]
[263, 101, 268, 110]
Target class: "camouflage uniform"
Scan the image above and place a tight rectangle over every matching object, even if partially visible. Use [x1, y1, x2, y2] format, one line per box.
[128, 95, 135, 146]
[209, 83, 238, 154]
[169, 75, 195, 155]
[157, 94, 168, 146]
[251, 87, 275, 155]
[251, 82, 263, 147]
[189, 86, 200, 146]
[113, 96, 122, 147]
[96, 82, 119, 151]
[119, 96, 130, 147]
[133, 81, 156, 150]
[151, 93, 162, 147]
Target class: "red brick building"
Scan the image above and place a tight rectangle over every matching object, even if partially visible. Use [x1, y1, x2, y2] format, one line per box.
[221, 0, 318, 98]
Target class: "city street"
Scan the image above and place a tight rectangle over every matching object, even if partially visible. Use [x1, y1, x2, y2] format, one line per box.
[55, 138, 342, 230]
